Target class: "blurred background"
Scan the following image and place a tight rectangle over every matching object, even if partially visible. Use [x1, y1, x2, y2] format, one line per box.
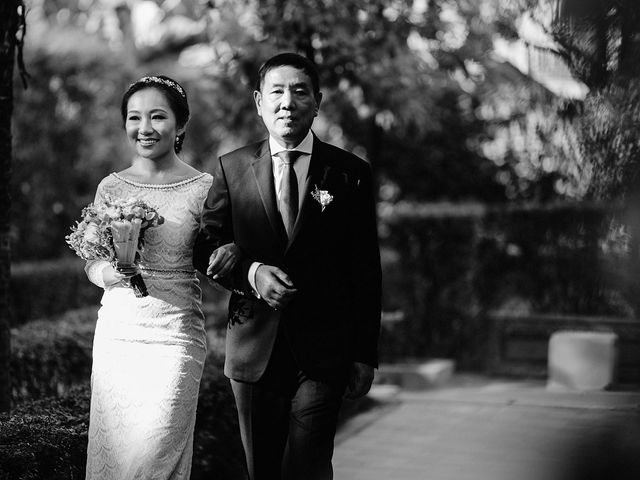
[2, 0, 640, 478]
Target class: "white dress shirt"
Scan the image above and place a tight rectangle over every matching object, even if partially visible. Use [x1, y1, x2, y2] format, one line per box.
[248, 130, 314, 294]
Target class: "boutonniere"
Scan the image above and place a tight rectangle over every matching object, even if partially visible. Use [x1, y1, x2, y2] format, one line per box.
[311, 185, 333, 212]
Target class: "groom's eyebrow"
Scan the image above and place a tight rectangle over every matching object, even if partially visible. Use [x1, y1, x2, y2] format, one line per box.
[271, 82, 310, 89]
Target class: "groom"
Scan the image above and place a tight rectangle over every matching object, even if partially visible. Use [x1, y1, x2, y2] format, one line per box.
[194, 52, 381, 480]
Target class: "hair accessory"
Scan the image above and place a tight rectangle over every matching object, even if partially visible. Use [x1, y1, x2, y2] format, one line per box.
[133, 76, 186, 98]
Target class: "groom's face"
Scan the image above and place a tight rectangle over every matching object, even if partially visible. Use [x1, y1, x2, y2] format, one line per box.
[254, 65, 322, 148]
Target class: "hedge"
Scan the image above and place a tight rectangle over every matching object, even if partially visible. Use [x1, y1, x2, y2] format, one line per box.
[9, 258, 230, 328]
[10, 307, 97, 404]
[14, 201, 635, 376]
[0, 386, 90, 480]
[377, 201, 638, 368]
[3, 294, 245, 479]
[0, 366, 246, 480]
[4, 307, 244, 479]
[10, 258, 102, 328]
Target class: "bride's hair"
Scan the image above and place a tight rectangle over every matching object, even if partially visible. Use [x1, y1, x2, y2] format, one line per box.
[121, 75, 190, 154]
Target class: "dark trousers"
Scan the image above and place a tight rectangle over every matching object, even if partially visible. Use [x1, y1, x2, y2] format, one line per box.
[231, 331, 346, 480]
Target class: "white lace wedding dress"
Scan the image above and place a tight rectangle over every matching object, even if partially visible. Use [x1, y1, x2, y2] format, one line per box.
[84, 172, 213, 480]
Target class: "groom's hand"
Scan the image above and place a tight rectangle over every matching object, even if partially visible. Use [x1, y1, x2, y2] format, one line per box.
[344, 362, 374, 400]
[255, 264, 297, 310]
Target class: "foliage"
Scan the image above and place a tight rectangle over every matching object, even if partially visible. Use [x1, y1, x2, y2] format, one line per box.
[0, 386, 90, 480]
[545, 0, 640, 88]
[10, 258, 102, 327]
[11, 6, 266, 261]
[10, 307, 96, 403]
[9, 256, 230, 330]
[5, 307, 245, 479]
[475, 204, 632, 315]
[579, 79, 640, 200]
[529, 0, 640, 200]
[477, 60, 587, 200]
[10, 0, 593, 261]
[11, 25, 134, 260]
[8, 264, 230, 403]
[0, 369, 246, 480]
[380, 212, 479, 363]
[252, 0, 523, 202]
[378, 202, 635, 368]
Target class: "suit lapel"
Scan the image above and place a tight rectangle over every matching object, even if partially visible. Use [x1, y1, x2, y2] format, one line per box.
[251, 141, 287, 245]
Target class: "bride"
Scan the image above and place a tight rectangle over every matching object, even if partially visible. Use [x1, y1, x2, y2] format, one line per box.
[83, 75, 237, 479]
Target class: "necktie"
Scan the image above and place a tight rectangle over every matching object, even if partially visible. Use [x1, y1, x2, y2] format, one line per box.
[276, 150, 301, 238]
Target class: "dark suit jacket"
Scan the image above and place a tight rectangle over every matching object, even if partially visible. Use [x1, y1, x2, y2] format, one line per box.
[193, 135, 381, 383]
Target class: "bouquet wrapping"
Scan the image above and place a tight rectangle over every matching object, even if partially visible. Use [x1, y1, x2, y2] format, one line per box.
[66, 195, 164, 297]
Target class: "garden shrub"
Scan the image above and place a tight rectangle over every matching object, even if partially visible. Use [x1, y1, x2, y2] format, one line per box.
[378, 208, 479, 364]
[9, 259, 229, 328]
[10, 259, 102, 327]
[4, 301, 245, 479]
[10, 307, 97, 404]
[378, 202, 635, 368]
[8, 266, 230, 403]
[0, 369, 246, 480]
[476, 204, 630, 315]
[0, 385, 90, 480]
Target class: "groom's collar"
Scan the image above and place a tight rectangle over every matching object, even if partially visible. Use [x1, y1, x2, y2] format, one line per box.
[268, 130, 314, 157]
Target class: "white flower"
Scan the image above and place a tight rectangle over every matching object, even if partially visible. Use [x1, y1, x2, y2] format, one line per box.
[311, 185, 333, 212]
[83, 223, 101, 244]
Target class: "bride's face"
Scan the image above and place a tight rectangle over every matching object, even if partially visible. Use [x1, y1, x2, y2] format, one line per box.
[125, 88, 182, 162]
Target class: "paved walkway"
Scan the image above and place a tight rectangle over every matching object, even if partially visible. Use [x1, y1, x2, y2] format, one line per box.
[333, 375, 640, 480]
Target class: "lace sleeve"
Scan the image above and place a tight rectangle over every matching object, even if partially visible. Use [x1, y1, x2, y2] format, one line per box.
[84, 178, 110, 289]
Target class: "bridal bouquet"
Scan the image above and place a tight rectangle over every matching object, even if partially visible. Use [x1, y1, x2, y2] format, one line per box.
[66, 195, 164, 297]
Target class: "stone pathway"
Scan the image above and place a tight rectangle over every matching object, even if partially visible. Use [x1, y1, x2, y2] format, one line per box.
[334, 375, 640, 480]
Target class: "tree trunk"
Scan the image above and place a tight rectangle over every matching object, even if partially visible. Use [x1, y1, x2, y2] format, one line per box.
[0, 0, 25, 413]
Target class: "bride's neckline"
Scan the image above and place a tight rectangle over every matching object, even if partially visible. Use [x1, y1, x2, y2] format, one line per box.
[111, 171, 207, 188]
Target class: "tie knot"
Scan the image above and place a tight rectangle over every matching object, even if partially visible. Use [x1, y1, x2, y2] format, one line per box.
[276, 150, 301, 165]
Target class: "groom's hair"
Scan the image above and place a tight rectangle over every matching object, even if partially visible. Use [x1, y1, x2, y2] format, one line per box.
[255, 52, 320, 96]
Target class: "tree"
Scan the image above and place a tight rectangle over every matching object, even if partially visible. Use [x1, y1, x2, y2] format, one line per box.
[10, 0, 587, 262]
[529, 0, 640, 199]
[0, 0, 27, 412]
[254, 0, 514, 201]
[521, 0, 640, 312]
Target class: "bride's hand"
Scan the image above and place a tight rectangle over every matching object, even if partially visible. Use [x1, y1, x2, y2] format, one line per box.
[207, 243, 241, 279]
[102, 264, 136, 287]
